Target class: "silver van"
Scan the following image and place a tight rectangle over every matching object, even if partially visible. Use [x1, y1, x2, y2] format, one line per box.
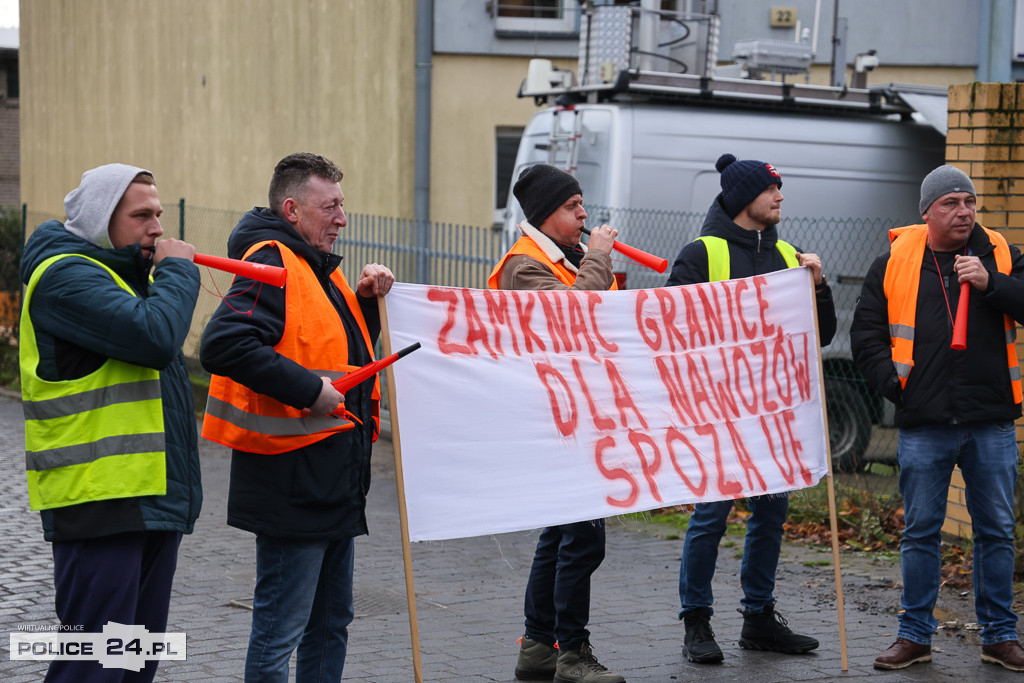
[501, 9, 947, 471]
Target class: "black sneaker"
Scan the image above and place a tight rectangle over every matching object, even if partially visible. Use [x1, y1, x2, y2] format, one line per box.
[738, 604, 819, 654]
[682, 608, 724, 663]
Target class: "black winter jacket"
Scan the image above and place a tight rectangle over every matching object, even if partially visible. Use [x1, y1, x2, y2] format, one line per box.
[666, 196, 837, 347]
[20, 221, 202, 542]
[851, 223, 1024, 428]
[200, 208, 381, 540]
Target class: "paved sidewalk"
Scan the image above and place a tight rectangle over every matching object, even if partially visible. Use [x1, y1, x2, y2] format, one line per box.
[0, 391, 1019, 681]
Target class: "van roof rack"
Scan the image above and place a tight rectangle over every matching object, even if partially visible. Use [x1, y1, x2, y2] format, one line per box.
[517, 2, 948, 123]
[520, 69, 945, 119]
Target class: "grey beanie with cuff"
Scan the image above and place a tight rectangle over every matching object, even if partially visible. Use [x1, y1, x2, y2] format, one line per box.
[64, 163, 153, 249]
[919, 165, 975, 215]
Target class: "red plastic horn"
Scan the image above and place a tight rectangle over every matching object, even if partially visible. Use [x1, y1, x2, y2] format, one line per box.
[331, 342, 422, 415]
[951, 281, 969, 350]
[194, 253, 287, 288]
[581, 227, 668, 274]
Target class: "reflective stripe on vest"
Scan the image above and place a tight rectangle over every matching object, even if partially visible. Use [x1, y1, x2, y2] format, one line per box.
[883, 224, 1022, 402]
[20, 254, 166, 511]
[695, 235, 799, 282]
[487, 235, 619, 290]
[202, 241, 381, 454]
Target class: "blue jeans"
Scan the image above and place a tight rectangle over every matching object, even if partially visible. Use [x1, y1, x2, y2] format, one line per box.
[896, 421, 1019, 646]
[245, 535, 355, 683]
[678, 494, 788, 617]
[523, 520, 606, 651]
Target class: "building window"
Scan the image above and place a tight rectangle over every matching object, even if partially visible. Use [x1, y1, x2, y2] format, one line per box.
[495, 126, 524, 223]
[494, 1, 578, 36]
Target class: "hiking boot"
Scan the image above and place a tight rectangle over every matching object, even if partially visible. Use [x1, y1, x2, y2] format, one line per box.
[982, 640, 1024, 672]
[873, 638, 931, 670]
[737, 604, 819, 654]
[515, 635, 558, 680]
[553, 641, 625, 683]
[682, 608, 724, 663]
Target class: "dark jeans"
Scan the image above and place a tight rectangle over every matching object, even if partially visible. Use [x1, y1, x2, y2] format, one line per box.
[46, 530, 182, 683]
[523, 519, 606, 650]
[679, 494, 788, 616]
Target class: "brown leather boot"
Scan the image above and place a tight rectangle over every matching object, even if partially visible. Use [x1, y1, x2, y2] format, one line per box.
[873, 638, 931, 670]
[982, 640, 1024, 672]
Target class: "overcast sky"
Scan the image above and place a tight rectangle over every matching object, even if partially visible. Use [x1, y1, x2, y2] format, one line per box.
[0, 1, 16, 29]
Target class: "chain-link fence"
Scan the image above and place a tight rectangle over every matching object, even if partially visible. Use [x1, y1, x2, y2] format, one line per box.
[19, 201, 913, 495]
[582, 205, 915, 494]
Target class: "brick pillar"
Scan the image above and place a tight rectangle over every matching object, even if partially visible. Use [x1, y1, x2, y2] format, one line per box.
[947, 82, 1024, 239]
[943, 82, 1024, 538]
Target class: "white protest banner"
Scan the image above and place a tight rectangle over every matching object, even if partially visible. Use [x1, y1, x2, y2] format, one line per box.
[384, 266, 828, 541]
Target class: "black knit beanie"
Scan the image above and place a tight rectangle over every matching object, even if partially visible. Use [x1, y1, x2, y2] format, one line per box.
[717, 153, 783, 218]
[513, 164, 582, 228]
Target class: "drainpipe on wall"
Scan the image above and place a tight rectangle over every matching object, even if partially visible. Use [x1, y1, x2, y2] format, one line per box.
[415, 0, 433, 285]
[978, 0, 1012, 82]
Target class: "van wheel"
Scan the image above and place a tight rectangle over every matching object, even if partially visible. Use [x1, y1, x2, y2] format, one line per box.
[825, 377, 871, 473]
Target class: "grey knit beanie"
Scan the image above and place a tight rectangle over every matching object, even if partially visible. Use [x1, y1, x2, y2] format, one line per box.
[513, 164, 582, 228]
[920, 165, 975, 215]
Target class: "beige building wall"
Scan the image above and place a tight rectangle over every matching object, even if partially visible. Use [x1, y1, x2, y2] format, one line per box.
[803, 65, 976, 88]
[21, 0, 416, 223]
[430, 54, 576, 228]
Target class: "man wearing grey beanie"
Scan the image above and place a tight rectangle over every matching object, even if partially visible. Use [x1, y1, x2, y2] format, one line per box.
[852, 165, 1024, 672]
[19, 164, 201, 682]
[488, 165, 625, 683]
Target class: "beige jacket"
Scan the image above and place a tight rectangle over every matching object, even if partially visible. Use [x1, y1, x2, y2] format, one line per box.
[496, 222, 615, 292]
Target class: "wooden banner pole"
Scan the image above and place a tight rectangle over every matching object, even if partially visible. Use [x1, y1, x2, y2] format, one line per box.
[807, 268, 849, 671]
[378, 296, 424, 683]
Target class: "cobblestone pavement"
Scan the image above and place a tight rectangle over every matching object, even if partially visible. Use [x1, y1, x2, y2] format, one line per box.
[1, 391, 1020, 681]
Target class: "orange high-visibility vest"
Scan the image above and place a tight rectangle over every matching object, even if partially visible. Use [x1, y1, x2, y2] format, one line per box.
[487, 235, 619, 290]
[883, 224, 1021, 402]
[202, 240, 380, 454]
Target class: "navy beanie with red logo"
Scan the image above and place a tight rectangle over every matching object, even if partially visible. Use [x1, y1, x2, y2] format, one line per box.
[716, 153, 783, 218]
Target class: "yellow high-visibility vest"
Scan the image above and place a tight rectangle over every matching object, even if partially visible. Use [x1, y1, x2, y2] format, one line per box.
[695, 235, 798, 282]
[20, 254, 166, 511]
